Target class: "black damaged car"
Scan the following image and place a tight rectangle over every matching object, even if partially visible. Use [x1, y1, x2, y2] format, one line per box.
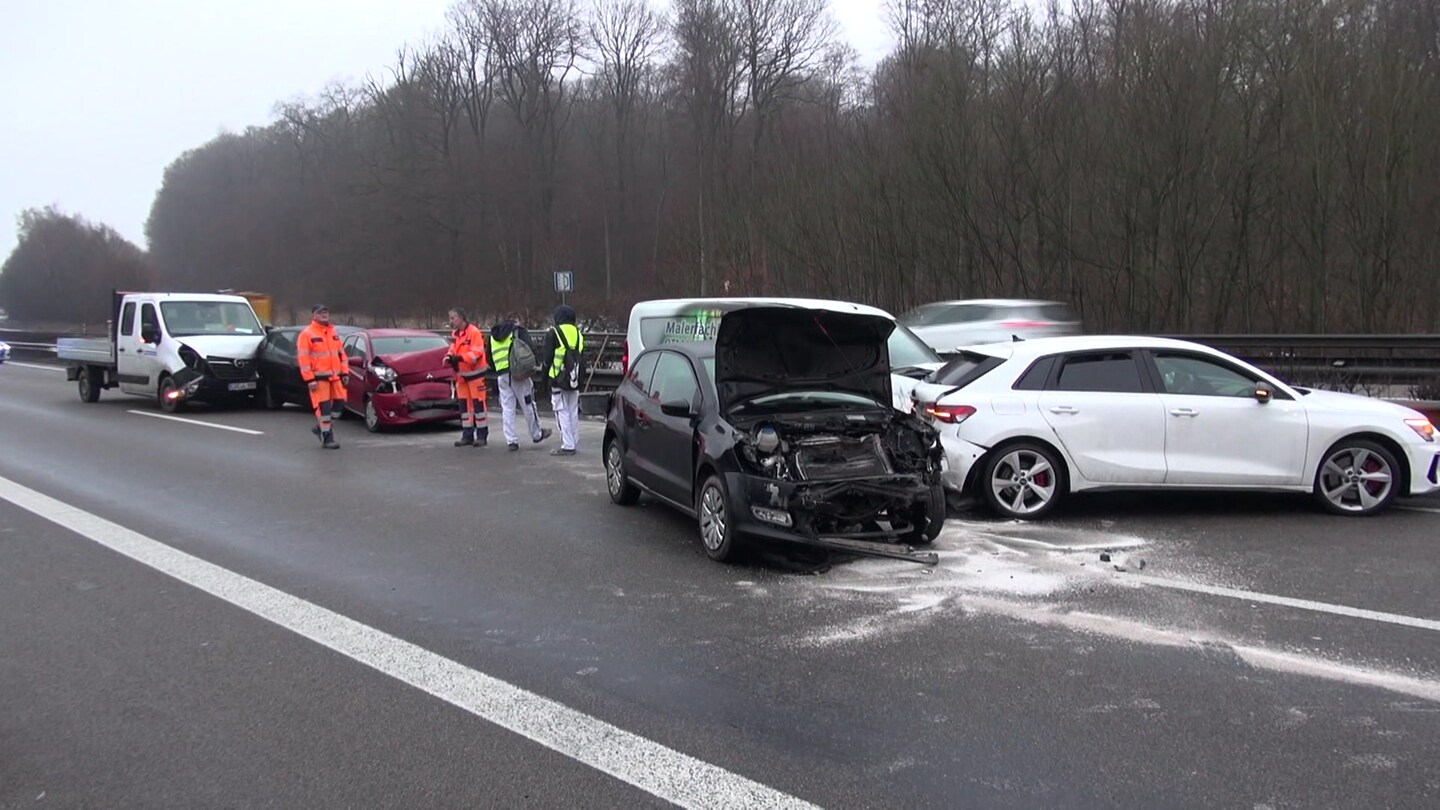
[603, 306, 946, 564]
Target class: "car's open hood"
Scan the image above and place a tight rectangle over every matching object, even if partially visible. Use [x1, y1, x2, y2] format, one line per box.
[374, 346, 451, 376]
[179, 334, 264, 359]
[715, 306, 894, 413]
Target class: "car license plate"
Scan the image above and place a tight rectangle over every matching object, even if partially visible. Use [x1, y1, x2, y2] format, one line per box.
[228, 381, 257, 391]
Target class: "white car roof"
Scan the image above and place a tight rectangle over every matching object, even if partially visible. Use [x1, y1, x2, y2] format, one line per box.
[912, 298, 1064, 308]
[631, 297, 898, 319]
[964, 334, 1214, 360]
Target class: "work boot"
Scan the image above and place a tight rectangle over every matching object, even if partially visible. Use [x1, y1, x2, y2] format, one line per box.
[507, 443, 519, 452]
[311, 425, 323, 442]
[475, 429, 489, 448]
[455, 428, 475, 447]
[322, 431, 340, 449]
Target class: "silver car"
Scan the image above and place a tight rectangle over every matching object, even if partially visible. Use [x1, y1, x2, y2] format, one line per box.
[899, 299, 1081, 354]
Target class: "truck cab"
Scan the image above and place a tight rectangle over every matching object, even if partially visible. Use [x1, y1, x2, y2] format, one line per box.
[61, 292, 267, 411]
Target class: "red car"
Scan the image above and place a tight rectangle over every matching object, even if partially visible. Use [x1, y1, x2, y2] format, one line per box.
[340, 329, 462, 431]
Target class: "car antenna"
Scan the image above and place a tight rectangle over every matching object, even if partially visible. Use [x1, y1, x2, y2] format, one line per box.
[1012, 334, 1024, 342]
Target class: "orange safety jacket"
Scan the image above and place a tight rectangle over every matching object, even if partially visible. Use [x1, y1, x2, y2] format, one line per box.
[450, 323, 489, 380]
[298, 321, 346, 382]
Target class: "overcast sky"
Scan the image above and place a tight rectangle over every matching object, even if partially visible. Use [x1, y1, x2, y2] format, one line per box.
[0, 0, 896, 265]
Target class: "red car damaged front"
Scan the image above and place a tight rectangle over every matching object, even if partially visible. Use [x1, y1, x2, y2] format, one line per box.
[345, 331, 462, 431]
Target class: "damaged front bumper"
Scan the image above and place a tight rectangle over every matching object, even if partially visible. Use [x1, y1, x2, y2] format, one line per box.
[726, 472, 941, 565]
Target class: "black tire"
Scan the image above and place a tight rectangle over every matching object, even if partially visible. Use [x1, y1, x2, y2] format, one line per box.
[1313, 438, 1401, 516]
[605, 436, 641, 506]
[77, 366, 101, 403]
[363, 397, 382, 433]
[902, 480, 947, 545]
[696, 474, 739, 562]
[262, 382, 284, 410]
[157, 375, 184, 413]
[979, 440, 1065, 520]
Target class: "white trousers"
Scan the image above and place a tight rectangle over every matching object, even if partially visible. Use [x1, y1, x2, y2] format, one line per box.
[551, 389, 580, 451]
[498, 374, 543, 444]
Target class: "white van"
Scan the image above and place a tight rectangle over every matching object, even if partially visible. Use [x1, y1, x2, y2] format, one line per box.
[621, 297, 945, 410]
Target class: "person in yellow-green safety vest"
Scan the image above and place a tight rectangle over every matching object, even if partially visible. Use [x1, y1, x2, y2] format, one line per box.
[489, 313, 552, 452]
[541, 305, 584, 456]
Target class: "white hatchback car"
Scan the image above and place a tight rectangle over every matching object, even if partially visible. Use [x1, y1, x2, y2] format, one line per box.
[911, 336, 1440, 518]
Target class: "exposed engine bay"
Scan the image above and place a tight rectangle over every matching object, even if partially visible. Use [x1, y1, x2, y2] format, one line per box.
[735, 409, 944, 543]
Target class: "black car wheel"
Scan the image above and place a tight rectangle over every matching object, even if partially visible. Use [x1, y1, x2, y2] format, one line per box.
[697, 474, 738, 562]
[364, 397, 382, 432]
[77, 366, 101, 403]
[980, 441, 1064, 520]
[902, 480, 947, 545]
[605, 437, 641, 505]
[157, 375, 184, 414]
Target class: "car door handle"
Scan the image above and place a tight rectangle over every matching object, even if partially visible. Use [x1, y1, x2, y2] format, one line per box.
[1049, 406, 1078, 415]
[1169, 408, 1198, 417]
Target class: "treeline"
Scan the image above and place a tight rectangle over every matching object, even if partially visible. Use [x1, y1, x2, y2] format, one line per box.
[0, 208, 154, 323]
[7, 0, 1439, 333]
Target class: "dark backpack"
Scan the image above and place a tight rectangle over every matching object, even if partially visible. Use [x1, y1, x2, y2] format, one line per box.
[552, 326, 583, 391]
[507, 332, 538, 381]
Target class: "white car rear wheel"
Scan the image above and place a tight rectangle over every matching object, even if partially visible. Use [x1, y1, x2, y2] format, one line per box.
[980, 442, 1063, 520]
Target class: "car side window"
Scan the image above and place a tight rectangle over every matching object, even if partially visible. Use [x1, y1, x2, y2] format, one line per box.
[140, 304, 161, 340]
[627, 352, 660, 396]
[1153, 353, 1259, 398]
[1053, 352, 1144, 393]
[1012, 355, 1056, 390]
[119, 303, 136, 337]
[652, 352, 700, 408]
[343, 336, 366, 361]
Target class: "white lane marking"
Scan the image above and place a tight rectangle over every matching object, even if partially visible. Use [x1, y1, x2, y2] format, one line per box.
[0, 475, 815, 810]
[1121, 573, 1440, 632]
[1396, 505, 1440, 515]
[127, 410, 264, 436]
[4, 361, 65, 372]
[964, 596, 1440, 703]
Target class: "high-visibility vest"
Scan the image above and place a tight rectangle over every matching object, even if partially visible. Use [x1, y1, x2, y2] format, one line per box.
[298, 321, 346, 382]
[549, 323, 584, 379]
[449, 323, 488, 379]
[490, 333, 513, 372]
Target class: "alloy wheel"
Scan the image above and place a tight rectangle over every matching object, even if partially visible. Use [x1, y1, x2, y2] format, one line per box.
[699, 484, 727, 552]
[1318, 446, 1393, 513]
[990, 448, 1056, 516]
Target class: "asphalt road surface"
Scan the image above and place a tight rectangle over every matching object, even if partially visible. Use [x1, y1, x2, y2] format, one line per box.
[3, 359, 1438, 808]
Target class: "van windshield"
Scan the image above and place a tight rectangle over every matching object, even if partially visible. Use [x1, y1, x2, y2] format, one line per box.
[160, 302, 263, 337]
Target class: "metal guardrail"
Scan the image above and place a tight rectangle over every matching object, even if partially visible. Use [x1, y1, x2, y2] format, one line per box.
[9, 328, 1438, 394]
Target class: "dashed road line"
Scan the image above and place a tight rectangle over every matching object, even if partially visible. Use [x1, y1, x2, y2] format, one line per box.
[3, 361, 65, 372]
[0, 474, 815, 810]
[127, 410, 264, 435]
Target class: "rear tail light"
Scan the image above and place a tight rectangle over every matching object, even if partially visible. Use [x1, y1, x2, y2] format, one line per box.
[924, 404, 977, 424]
[1405, 418, 1435, 442]
[620, 339, 629, 376]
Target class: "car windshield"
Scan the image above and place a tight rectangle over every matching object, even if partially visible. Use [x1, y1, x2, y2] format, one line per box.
[889, 324, 942, 368]
[731, 391, 882, 415]
[160, 302, 262, 337]
[372, 335, 449, 355]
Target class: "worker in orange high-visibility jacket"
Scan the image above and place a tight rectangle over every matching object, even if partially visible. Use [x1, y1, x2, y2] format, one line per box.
[297, 303, 346, 449]
[447, 307, 490, 447]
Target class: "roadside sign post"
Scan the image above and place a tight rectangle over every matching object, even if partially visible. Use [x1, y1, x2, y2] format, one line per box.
[554, 270, 574, 305]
